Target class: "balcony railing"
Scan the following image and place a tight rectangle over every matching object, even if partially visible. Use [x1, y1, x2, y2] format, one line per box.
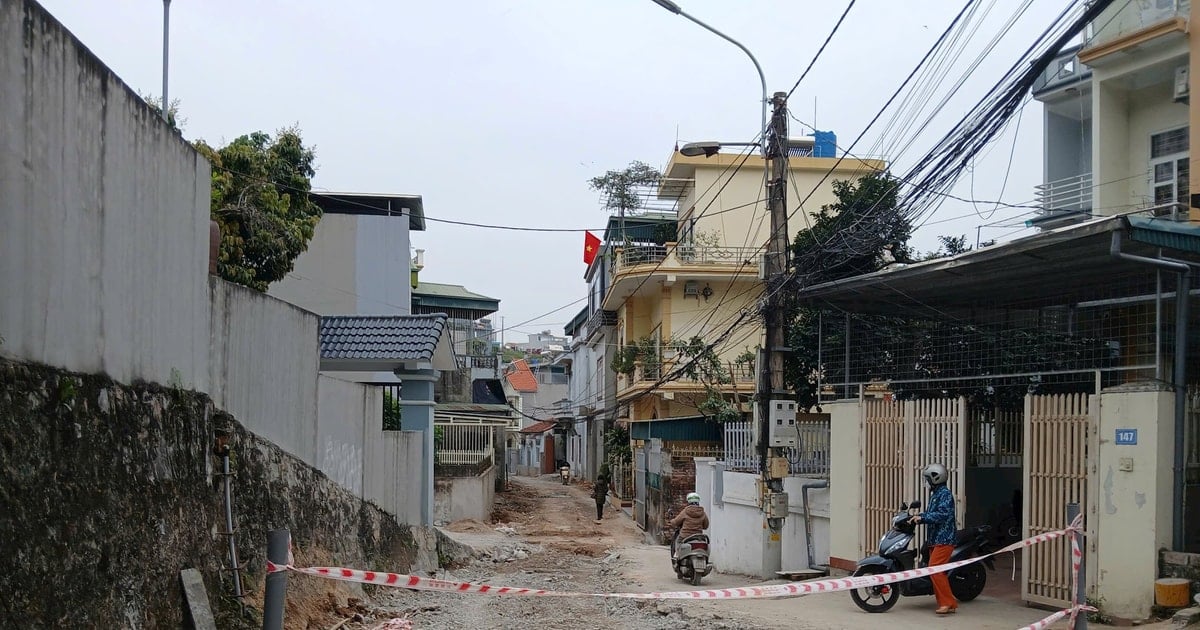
[1035, 172, 1092, 214]
[611, 243, 764, 279]
[1087, 0, 1189, 50]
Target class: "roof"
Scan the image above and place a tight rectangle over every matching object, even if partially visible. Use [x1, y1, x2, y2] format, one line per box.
[319, 314, 455, 371]
[309, 192, 426, 231]
[412, 282, 500, 318]
[519, 420, 556, 434]
[790, 215, 1200, 315]
[1128, 215, 1200, 254]
[565, 307, 588, 337]
[435, 402, 513, 415]
[505, 359, 538, 393]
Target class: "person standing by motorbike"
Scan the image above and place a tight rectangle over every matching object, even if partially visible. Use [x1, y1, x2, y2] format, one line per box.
[668, 492, 709, 558]
[910, 463, 958, 615]
[591, 474, 609, 523]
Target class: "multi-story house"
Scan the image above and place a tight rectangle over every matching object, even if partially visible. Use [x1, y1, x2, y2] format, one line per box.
[605, 137, 886, 436]
[1031, 0, 1192, 228]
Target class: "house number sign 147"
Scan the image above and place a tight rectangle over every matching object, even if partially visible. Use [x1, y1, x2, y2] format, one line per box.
[1115, 429, 1137, 445]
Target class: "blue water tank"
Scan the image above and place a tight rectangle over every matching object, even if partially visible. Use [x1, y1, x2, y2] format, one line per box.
[812, 131, 837, 158]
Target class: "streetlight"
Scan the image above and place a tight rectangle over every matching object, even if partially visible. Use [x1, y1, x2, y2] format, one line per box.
[649, 0, 768, 155]
[678, 141, 760, 158]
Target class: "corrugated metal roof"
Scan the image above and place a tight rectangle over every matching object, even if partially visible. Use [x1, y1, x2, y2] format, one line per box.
[1128, 215, 1200, 254]
[319, 314, 447, 361]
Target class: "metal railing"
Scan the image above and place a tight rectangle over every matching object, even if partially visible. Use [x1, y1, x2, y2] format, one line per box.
[1035, 172, 1092, 214]
[722, 419, 831, 476]
[435, 417, 506, 467]
[676, 244, 761, 266]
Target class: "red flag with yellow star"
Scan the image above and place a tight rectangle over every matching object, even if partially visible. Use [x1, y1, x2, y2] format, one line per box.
[583, 231, 600, 266]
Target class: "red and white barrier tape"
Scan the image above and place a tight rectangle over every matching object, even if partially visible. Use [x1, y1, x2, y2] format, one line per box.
[1018, 604, 1096, 630]
[267, 515, 1085, 605]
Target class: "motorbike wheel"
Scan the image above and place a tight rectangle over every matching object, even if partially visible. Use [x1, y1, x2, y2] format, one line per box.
[950, 562, 987, 602]
[849, 566, 900, 613]
[690, 570, 703, 587]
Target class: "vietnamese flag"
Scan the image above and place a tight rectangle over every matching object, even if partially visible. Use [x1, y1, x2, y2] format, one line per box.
[583, 231, 601, 266]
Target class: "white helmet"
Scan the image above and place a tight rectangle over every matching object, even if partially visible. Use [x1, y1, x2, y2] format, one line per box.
[686, 492, 701, 505]
[922, 463, 948, 487]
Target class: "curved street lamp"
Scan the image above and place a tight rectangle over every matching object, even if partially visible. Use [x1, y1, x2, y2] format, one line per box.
[650, 0, 768, 156]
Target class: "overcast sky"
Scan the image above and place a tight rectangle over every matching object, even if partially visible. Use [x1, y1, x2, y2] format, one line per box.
[39, 0, 1066, 338]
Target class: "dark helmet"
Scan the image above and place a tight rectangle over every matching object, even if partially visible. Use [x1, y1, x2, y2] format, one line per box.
[922, 463, 948, 487]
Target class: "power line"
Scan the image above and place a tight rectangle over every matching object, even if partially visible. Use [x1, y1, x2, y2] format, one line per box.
[785, 0, 857, 99]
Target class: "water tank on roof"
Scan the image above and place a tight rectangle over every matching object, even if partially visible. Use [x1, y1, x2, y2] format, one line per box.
[812, 131, 837, 158]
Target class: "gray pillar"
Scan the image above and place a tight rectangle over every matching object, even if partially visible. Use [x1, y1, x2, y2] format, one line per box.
[398, 369, 438, 526]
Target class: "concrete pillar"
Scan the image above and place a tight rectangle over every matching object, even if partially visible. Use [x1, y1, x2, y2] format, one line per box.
[827, 399, 863, 570]
[1094, 385, 1174, 620]
[1091, 76, 1131, 216]
[397, 368, 438, 526]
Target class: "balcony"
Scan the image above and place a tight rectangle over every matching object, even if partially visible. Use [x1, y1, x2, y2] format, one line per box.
[1029, 173, 1093, 230]
[605, 243, 764, 309]
[615, 358, 757, 400]
[1080, 0, 1189, 66]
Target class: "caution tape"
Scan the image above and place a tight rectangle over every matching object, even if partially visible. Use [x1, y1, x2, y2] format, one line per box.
[1018, 604, 1096, 630]
[267, 514, 1085, 604]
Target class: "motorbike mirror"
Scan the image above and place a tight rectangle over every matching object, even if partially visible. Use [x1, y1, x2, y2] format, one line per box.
[909, 500, 921, 509]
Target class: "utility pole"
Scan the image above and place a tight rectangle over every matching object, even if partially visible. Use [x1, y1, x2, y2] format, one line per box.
[757, 91, 793, 577]
[161, 0, 171, 123]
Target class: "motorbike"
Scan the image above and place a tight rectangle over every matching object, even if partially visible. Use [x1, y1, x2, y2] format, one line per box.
[849, 500, 993, 613]
[558, 465, 571, 485]
[671, 532, 713, 586]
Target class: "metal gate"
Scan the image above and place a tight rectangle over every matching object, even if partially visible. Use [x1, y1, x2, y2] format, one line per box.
[634, 446, 647, 530]
[861, 396, 966, 556]
[1022, 393, 1097, 608]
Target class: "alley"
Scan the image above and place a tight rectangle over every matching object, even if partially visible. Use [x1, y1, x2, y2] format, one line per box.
[333, 477, 1063, 630]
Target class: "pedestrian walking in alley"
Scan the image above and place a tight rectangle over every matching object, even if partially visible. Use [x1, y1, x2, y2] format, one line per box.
[910, 462, 958, 615]
[592, 474, 609, 523]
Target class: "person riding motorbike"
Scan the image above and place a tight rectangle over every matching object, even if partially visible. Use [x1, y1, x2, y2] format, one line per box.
[910, 462, 958, 615]
[668, 492, 709, 558]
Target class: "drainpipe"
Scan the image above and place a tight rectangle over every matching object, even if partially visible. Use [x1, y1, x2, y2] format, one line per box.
[800, 480, 829, 569]
[1110, 230, 1189, 550]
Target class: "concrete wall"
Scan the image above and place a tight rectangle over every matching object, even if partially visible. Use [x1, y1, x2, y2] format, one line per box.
[0, 0, 211, 391]
[363, 429, 426, 526]
[209, 278, 320, 465]
[268, 212, 412, 316]
[317, 375, 374, 495]
[434, 466, 498, 524]
[827, 400, 862, 568]
[1094, 385, 1175, 620]
[268, 214, 358, 315]
[694, 461, 831, 577]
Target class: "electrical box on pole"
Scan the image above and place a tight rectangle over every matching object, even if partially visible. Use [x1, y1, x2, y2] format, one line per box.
[768, 399, 798, 447]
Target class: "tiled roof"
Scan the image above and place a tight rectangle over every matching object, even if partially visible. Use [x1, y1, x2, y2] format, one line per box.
[505, 359, 538, 393]
[413, 282, 498, 302]
[519, 420, 556, 434]
[319, 314, 447, 361]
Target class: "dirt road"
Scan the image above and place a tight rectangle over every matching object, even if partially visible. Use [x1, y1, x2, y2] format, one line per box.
[329, 476, 1153, 629]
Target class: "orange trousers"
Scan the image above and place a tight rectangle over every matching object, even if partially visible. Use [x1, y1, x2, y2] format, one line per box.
[929, 544, 958, 609]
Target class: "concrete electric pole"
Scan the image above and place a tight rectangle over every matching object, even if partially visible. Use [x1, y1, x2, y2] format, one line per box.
[756, 92, 795, 577]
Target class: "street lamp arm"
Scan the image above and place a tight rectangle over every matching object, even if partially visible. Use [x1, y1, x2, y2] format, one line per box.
[673, 9, 769, 153]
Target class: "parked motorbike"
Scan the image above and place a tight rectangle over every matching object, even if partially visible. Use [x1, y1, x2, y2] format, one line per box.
[559, 465, 571, 485]
[672, 533, 714, 586]
[849, 500, 993, 613]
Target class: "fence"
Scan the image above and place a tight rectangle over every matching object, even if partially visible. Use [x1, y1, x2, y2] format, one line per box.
[968, 406, 1023, 468]
[434, 416, 505, 471]
[721, 419, 831, 476]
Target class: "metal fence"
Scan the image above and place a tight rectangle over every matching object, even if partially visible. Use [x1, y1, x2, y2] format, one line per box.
[434, 417, 505, 468]
[721, 419, 831, 476]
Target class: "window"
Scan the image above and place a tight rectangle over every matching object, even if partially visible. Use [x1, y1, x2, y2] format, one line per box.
[1150, 127, 1189, 206]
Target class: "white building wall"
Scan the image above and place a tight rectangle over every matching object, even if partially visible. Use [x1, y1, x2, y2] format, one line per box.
[354, 214, 412, 315]
[268, 214, 358, 315]
[0, 0, 211, 391]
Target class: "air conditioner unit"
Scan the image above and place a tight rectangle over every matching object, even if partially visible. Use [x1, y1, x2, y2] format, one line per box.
[683, 280, 700, 298]
[1174, 65, 1189, 103]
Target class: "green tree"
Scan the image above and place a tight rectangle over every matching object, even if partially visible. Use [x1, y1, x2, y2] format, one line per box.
[383, 391, 402, 430]
[589, 161, 662, 220]
[194, 126, 321, 291]
[140, 94, 186, 132]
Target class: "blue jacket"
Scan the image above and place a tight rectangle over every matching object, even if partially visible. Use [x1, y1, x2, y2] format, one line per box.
[920, 485, 957, 546]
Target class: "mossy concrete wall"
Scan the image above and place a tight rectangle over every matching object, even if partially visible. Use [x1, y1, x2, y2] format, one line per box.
[0, 359, 435, 628]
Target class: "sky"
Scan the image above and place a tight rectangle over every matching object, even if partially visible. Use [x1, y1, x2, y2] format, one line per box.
[38, 0, 1069, 338]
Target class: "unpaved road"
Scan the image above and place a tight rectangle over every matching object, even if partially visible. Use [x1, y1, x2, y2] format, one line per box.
[332, 476, 1164, 630]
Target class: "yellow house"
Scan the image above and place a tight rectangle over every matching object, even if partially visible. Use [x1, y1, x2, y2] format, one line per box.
[605, 139, 887, 427]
